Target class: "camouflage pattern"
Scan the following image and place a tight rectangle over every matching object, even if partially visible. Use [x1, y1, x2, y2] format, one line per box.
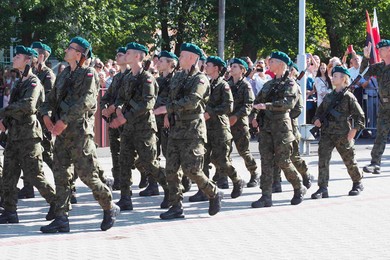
[165, 68, 218, 205]
[254, 75, 302, 195]
[41, 66, 113, 216]
[115, 68, 167, 196]
[314, 90, 365, 187]
[228, 77, 258, 174]
[360, 58, 390, 165]
[203, 76, 239, 183]
[0, 75, 55, 212]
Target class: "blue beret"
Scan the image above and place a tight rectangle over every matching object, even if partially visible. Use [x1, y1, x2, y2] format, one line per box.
[159, 50, 178, 61]
[376, 39, 390, 49]
[126, 42, 149, 55]
[69, 36, 92, 58]
[200, 54, 206, 61]
[116, 47, 127, 54]
[231, 58, 248, 70]
[180, 43, 203, 57]
[206, 56, 226, 68]
[332, 65, 351, 78]
[31, 41, 51, 54]
[15, 45, 38, 58]
[270, 51, 292, 66]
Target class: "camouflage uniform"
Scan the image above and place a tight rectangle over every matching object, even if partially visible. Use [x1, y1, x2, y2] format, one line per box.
[155, 74, 171, 158]
[41, 66, 112, 216]
[314, 90, 364, 187]
[228, 77, 258, 178]
[0, 75, 56, 212]
[165, 68, 218, 206]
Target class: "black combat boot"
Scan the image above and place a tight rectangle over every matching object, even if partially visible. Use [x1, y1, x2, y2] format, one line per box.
[311, 186, 329, 199]
[0, 210, 19, 224]
[160, 188, 171, 209]
[231, 179, 245, 199]
[348, 182, 364, 196]
[363, 163, 380, 174]
[101, 204, 120, 231]
[302, 174, 312, 189]
[46, 203, 56, 221]
[247, 172, 260, 188]
[139, 180, 159, 196]
[272, 181, 282, 193]
[18, 184, 35, 199]
[112, 178, 121, 191]
[40, 215, 70, 233]
[209, 191, 223, 216]
[291, 186, 307, 205]
[182, 176, 192, 193]
[139, 174, 148, 189]
[160, 205, 185, 220]
[189, 190, 208, 202]
[251, 194, 273, 208]
[116, 195, 133, 211]
[217, 176, 229, 189]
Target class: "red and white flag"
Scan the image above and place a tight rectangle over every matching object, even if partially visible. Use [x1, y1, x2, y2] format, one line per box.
[372, 8, 381, 62]
[366, 10, 381, 64]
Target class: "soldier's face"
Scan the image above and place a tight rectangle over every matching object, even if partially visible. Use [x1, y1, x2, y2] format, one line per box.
[12, 54, 29, 71]
[331, 72, 345, 87]
[179, 51, 192, 70]
[268, 58, 281, 73]
[64, 44, 81, 63]
[115, 53, 126, 66]
[378, 46, 390, 59]
[230, 63, 243, 77]
[125, 49, 139, 64]
[157, 57, 169, 72]
[205, 62, 218, 76]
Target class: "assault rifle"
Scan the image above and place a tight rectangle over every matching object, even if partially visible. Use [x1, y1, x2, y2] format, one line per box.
[309, 66, 369, 139]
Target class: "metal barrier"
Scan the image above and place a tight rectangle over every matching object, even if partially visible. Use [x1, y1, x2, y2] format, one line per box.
[299, 124, 316, 155]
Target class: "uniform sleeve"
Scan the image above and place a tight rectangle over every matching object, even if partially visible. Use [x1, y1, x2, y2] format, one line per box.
[100, 74, 118, 109]
[42, 70, 56, 96]
[290, 88, 303, 119]
[234, 81, 253, 118]
[206, 82, 233, 117]
[349, 94, 365, 130]
[360, 57, 382, 78]
[265, 80, 297, 112]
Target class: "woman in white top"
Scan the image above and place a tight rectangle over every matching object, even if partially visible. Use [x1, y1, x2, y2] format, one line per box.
[315, 62, 333, 106]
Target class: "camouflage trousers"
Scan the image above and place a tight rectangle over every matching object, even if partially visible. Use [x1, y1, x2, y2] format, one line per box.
[371, 106, 390, 165]
[2, 138, 56, 212]
[258, 131, 302, 195]
[119, 129, 167, 196]
[318, 133, 362, 187]
[108, 127, 121, 181]
[166, 138, 218, 206]
[52, 134, 112, 216]
[156, 119, 169, 158]
[203, 130, 240, 183]
[231, 124, 258, 174]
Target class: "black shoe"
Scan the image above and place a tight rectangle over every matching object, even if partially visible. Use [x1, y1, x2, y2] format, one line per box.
[112, 179, 121, 191]
[302, 174, 312, 189]
[116, 195, 133, 211]
[70, 192, 77, 204]
[46, 203, 56, 221]
[139, 174, 148, 189]
[217, 177, 229, 189]
[160, 205, 185, 220]
[105, 177, 114, 192]
[189, 190, 208, 202]
[209, 191, 223, 216]
[18, 185, 35, 199]
[291, 186, 307, 205]
[40, 216, 70, 233]
[160, 189, 171, 209]
[311, 186, 329, 199]
[139, 182, 159, 196]
[363, 163, 380, 174]
[272, 182, 282, 193]
[0, 210, 19, 224]
[247, 172, 260, 188]
[231, 179, 245, 199]
[348, 182, 364, 196]
[251, 195, 273, 208]
[101, 204, 120, 231]
[182, 176, 192, 193]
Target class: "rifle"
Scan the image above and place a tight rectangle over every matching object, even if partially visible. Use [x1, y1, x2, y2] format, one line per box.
[309, 66, 369, 139]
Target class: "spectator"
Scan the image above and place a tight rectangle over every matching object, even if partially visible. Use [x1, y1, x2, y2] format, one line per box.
[2, 87, 10, 108]
[314, 62, 332, 106]
[105, 68, 116, 88]
[98, 71, 106, 89]
[327, 57, 342, 78]
[252, 59, 271, 96]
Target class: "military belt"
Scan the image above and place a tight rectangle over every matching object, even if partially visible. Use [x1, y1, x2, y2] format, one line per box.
[12, 114, 37, 124]
[176, 114, 203, 121]
[266, 112, 289, 120]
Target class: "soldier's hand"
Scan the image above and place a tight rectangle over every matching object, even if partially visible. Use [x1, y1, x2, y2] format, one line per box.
[43, 115, 54, 131]
[363, 42, 372, 59]
[252, 118, 258, 128]
[110, 116, 127, 128]
[52, 120, 68, 136]
[229, 115, 238, 126]
[347, 129, 357, 141]
[0, 120, 6, 132]
[314, 119, 321, 127]
[102, 108, 111, 118]
[154, 106, 167, 115]
[164, 114, 170, 128]
[253, 103, 266, 110]
[204, 112, 210, 121]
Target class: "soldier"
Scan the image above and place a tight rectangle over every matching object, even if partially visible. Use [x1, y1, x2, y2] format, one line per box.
[227, 58, 260, 188]
[109, 42, 169, 211]
[362, 40, 390, 175]
[101, 47, 130, 190]
[40, 37, 119, 233]
[0, 46, 56, 224]
[251, 51, 306, 208]
[311, 66, 364, 199]
[154, 43, 223, 219]
[190, 56, 245, 202]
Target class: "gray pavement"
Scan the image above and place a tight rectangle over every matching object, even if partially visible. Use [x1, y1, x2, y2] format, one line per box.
[1, 138, 390, 259]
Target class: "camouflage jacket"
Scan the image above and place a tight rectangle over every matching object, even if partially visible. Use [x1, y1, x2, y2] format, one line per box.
[115, 68, 158, 132]
[290, 86, 303, 139]
[360, 57, 390, 109]
[313, 89, 365, 135]
[155, 73, 173, 127]
[100, 69, 130, 110]
[166, 68, 209, 141]
[34, 64, 56, 96]
[40, 66, 99, 136]
[0, 74, 44, 141]
[228, 77, 254, 128]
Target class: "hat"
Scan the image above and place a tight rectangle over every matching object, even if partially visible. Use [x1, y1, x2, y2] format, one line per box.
[230, 58, 248, 70]
[206, 56, 226, 68]
[15, 45, 38, 58]
[376, 39, 390, 49]
[126, 42, 149, 55]
[270, 51, 292, 66]
[200, 54, 206, 61]
[31, 41, 51, 54]
[69, 36, 92, 58]
[159, 50, 178, 61]
[332, 65, 351, 77]
[180, 43, 203, 57]
[116, 47, 127, 54]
